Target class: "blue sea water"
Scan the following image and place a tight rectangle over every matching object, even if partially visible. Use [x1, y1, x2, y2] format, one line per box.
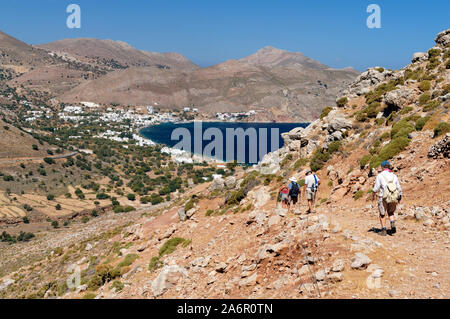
[140, 121, 308, 164]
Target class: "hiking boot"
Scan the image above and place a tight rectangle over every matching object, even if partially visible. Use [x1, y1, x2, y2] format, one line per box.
[390, 221, 397, 234]
[379, 228, 387, 236]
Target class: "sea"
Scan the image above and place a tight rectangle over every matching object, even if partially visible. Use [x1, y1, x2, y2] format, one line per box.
[139, 121, 309, 164]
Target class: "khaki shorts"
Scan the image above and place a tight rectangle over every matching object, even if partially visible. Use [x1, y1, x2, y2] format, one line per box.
[377, 197, 396, 217]
[306, 189, 316, 201]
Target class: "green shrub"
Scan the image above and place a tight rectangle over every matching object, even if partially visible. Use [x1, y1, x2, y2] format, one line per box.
[127, 193, 136, 201]
[415, 116, 431, 131]
[370, 136, 410, 169]
[43, 157, 55, 165]
[355, 111, 368, 122]
[375, 118, 385, 125]
[310, 148, 330, 172]
[353, 190, 365, 200]
[320, 106, 333, 119]
[446, 60, 450, 69]
[427, 57, 440, 70]
[184, 197, 198, 211]
[433, 122, 450, 138]
[293, 158, 309, 170]
[55, 204, 62, 211]
[418, 80, 431, 92]
[96, 193, 109, 200]
[359, 155, 372, 169]
[205, 209, 214, 217]
[336, 97, 348, 107]
[82, 216, 89, 223]
[148, 256, 162, 272]
[376, 67, 384, 73]
[391, 119, 414, 139]
[419, 93, 431, 105]
[364, 102, 380, 118]
[428, 48, 441, 58]
[159, 237, 191, 257]
[51, 220, 59, 229]
[226, 189, 245, 205]
[443, 84, 450, 95]
[111, 280, 124, 293]
[117, 254, 138, 268]
[113, 206, 136, 213]
[399, 106, 413, 115]
[423, 100, 440, 112]
[328, 141, 342, 154]
[82, 293, 97, 299]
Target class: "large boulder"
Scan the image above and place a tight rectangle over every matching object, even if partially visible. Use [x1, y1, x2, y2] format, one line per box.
[435, 29, 450, 47]
[209, 175, 225, 191]
[328, 117, 353, 133]
[412, 52, 428, 63]
[281, 127, 309, 147]
[384, 88, 416, 107]
[224, 176, 236, 189]
[342, 67, 393, 97]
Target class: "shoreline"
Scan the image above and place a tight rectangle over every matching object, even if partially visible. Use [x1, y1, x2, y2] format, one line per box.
[137, 121, 309, 165]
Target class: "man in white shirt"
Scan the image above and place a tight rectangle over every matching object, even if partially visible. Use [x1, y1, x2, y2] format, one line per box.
[372, 161, 402, 236]
[304, 170, 320, 214]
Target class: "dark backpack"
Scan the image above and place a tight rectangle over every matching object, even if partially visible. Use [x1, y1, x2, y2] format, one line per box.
[289, 183, 300, 197]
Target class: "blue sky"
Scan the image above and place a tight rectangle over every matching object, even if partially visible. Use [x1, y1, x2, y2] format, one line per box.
[0, 0, 448, 70]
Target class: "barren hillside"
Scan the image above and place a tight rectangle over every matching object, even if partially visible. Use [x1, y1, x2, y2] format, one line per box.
[59, 47, 359, 122]
[36, 38, 199, 71]
[0, 30, 448, 300]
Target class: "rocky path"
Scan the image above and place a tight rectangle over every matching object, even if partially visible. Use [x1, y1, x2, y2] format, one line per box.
[320, 203, 450, 298]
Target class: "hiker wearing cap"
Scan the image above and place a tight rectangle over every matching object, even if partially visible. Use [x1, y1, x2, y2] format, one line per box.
[288, 177, 300, 212]
[372, 161, 402, 236]
[304, 170, 320, 214]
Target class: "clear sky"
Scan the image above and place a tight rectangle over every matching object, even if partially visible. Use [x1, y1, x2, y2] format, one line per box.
[0, 0, 448, 71]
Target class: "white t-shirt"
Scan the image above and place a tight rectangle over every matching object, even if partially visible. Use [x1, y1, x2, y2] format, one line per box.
[305, 174, 320, 189]
[373, 169, 402, 197]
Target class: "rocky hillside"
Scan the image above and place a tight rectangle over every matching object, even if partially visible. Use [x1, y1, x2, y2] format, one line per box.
[1, 30, 358, 122]
[36, 38, 199, 71]
[1, 30, 449, 299]
[59, 47, 358, 122]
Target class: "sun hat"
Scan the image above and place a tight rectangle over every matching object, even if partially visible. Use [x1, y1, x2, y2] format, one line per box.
[289, 177, 297, 183]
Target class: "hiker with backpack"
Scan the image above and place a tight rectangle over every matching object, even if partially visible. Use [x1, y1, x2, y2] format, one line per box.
[304, 170, 320, 214]
[278, 184, 290, 209]
[288, 177, 300, 213]
[372, 161, 402, 236]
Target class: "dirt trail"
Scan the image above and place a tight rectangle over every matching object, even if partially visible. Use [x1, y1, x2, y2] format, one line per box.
[319, 203, 450, 298]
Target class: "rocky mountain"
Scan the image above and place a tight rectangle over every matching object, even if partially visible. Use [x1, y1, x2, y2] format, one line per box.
[0, 30, 359, 122]
[58, 46, 359, 122]
[1, 30, 448, 300]
[36, 38, 199, 70]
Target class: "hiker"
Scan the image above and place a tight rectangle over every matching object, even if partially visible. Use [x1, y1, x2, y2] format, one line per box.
[288, 177, 300, 212]
[304, 170, 320, 214]
[372, 161, 402, 236]
[278, 184, 290, 209]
